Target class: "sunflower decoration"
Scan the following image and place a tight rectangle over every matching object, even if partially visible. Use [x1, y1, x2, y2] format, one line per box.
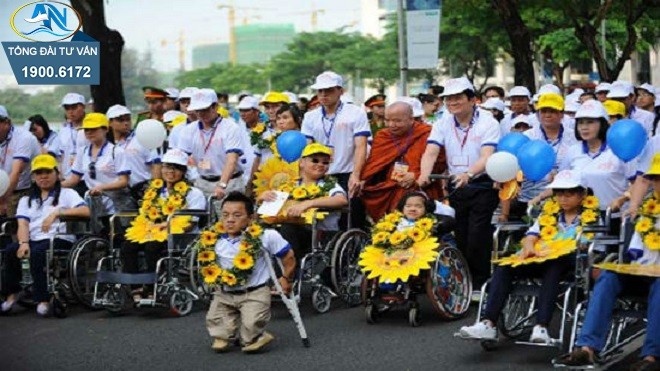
[358, 211, 440, 283]
[494, 195, 601, 267]
[250, 123, 279, 151]
[252, 157, 299, 198]
[595, 262, 660, 278]
[634, 194, 660, 251]
[499, 179, 520, 201]
[260, 176, 338, 225]
[125, 180, 192, 243]
[194, 221, 265, 287]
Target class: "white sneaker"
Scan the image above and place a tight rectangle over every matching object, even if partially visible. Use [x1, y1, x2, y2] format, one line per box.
[1, 299, 15, 312]
[529, 325, 551, 344]
[459, 321, 497, 340]
[36, 303, 49, 316]
[470, 290, 483, 303]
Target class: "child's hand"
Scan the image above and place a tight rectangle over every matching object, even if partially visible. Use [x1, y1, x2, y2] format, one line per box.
[520, 245, 537, 259]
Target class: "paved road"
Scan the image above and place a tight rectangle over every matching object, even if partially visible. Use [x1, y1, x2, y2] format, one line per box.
[4, 294, 635, 371]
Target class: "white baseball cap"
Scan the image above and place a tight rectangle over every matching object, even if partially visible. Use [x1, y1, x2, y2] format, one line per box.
[161, 149, 188, 167]
[607, 80, 634, 98]
[637, 83, 656, 96]
[165, 87, 180, 100]
[572, 88, 585, 96]
[508, 86, 531, 98]
[538, 84, 561, 96]
[531, 94, 539, 104]
[163, 110, 186, 123]
[441, 77, 474, 97]
[395, 96, 424, 117]
[595, 82, 611, 93]
[179, 87, 199, 99]
[546, 170, 584, 189]
[237, 96, 259, 110]
[61, 93, 86, 106]
[283, 91, 299, 103]
[310, 71, 343, 90]
[565, 100, 581, 113]
[481, 97, 505, 112]
[511, 114, 532, 128]
[575, 100, 608, 120]
[0, 105, 9, 119]
[340, 93, 354, 104]
[188, 88, 218, 111]
[106, 104, 131, 119]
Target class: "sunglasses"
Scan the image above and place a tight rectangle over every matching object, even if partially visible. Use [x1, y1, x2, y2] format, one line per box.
[88, 161, 96, 180]
[34, 169, 54, 175]
[308, 158, 330, 165]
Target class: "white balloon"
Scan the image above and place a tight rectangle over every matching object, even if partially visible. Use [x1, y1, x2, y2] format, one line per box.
[486, 152, 519, 183]
[135, 119, 167, 150]
[0, 170, 9, 197]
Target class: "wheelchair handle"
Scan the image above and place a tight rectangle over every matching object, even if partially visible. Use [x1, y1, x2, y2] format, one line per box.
[170, 209, 209, 217]
[429, 174, 453, 181]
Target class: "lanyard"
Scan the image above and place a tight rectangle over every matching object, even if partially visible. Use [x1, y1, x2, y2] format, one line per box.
[118, 131, 135, 149]
[452, 109, 478, 152]
[198, 117, 222, 155]
[321, 102, 343, 145]
[66, 122, 78, 151]
[88, 141, 109, 162]
[541, 125, 564, 149]
[391, 127, 413, 160]
[582, 141, 607, 159]
[0, 126, 14, 167]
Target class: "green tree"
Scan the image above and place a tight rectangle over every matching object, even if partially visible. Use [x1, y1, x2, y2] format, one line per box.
[175, 63, 268, 94]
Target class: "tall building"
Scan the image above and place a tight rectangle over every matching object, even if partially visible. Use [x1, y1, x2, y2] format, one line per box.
[192, 43, 230, 69]
[234, 23, 295, 64]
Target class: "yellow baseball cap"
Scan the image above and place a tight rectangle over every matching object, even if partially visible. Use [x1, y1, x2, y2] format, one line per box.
[602, 99, 626, 118]
[536, 93, 564, 111]
[260, 91, 290, 105]
[82, 113, 109, 129]
[31, 154, 58, 172]
[168, 115, 187, 128]
[645, 153, 660, 177]
[302, 143, 333, 157]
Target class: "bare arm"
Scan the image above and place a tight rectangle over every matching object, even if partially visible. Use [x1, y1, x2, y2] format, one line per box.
[349, 136, 368, 196]
[60, 173, 82, 189]
[417, 144, 441, 187]
[219, 152, 239, 186]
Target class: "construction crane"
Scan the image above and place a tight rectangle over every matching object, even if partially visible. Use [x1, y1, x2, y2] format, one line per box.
[285, 7, 326, 32]
[161, 29, 185, 71]
[217, 2, 275, 65]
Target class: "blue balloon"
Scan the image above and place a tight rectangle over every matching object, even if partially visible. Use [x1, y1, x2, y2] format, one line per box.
[276, 131, 308, 163]
[606, 119, 647, 162]
[497, 132, 530, 156]
[517, 140, 556, 181]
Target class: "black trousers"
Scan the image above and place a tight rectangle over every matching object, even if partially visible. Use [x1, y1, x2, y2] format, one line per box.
[332, 172, 366, 231]
[449, 186, 500, 287]
[120, 241, 166, 291]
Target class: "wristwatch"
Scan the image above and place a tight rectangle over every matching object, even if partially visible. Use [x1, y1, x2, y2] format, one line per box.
[466, 171, 475, 180]
[218, 182, 228, 189]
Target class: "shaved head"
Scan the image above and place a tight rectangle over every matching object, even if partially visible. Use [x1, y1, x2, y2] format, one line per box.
[385, 102, 414, 137]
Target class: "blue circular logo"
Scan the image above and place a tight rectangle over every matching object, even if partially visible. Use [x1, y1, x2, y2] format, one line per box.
[10, 1, 82, 42]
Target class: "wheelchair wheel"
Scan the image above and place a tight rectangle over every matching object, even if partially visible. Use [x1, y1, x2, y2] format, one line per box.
[169, 289, 194, 317]
[49, 295, 68, 318]
[311, 286, 332, 314]
[330, 229, 368, 307]
[102, 285, 131, 315]
[498, 295, 536, 339]
[365, 303, 378, 324]
[426, 243, 472, 320]
[68, 236, 111, 309]
[408, 304, 421, 327]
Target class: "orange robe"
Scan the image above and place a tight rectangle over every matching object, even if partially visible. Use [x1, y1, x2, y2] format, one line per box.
[361, 121, 447, 221]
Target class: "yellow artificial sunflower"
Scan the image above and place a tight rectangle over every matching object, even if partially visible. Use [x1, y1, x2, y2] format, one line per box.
[495, 239, 576, 267]
[407, 227, 426, 242]
[239, 240, 250, 251]
[253, 123, 266, 134]
[595, 262, 660, 278]
[233, 251, 255, 270]
[301, 208, 328, 224]
[292, 187, 308, 200]
[636, 217, 654, 234]
[201, 264, 222, 284]
[643, 198, 659, 215]
[375, 221, 396, 232]
[222, 272, 238, 286]
[150, 178, 164, 188]
[170, 216, 191, 234]
[358, 237, 440, 283]
[147, 207, 161, 221]
[143, 189, 157, 201]
[389, 231, 407, 246]
[543, 200, 560, 215]
[373, 231, 390, 245]
[538, 214, 556, 227]
[306, 184, 321, 197]
[252, 157, 299, 197]
[279, 184, 293, 193]
[414, 217, 434, 232]
[201, 230, 218, 246]
[213, 221, 226, 234]
[198, 250, 216, 263]
[540, 225, 558, 241]
[385, 212, 403, 224]
[247, 223, 263, 237]
[581, 209, 599, 224]
[125, 217, 150, 243]
[174, 181, 188, 193]
[162, 202, 176, 216]
[643, 232, 660, 250]
[151, 226, 168, 242]
[582, 195, 599, 210]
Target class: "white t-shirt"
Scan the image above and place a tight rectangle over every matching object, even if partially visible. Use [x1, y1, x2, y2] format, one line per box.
[296, 178, 347, 231]
[214, 229, 290, 291]
[628, 218, 660, 265]
[0, 126, 40, 191]
[58, 122, 89, 177]
[158, 185, 206, 210]
[636, 133, 659, 175]
[426, 108, 500, 175]
[301, 103, 371, 174]
[560, 143, 636, 212]
[16, 188, 86, 242]
[630, 106, 655, 136]
[167, 119, 192, 150]
[116, 131, 160, 187]
[253, 128, 277, 163]
[41, 131, 60, 157]
[177, 117, 245, 178]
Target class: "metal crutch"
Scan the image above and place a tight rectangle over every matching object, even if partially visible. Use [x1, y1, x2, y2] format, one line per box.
[265, 252, 310, 348]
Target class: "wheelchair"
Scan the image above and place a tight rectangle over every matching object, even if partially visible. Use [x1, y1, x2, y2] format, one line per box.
[559, 216, 649, 367]
[468, 206, 598, 351]
[361, 215, 472, 327]
[92, 205, 212, 316]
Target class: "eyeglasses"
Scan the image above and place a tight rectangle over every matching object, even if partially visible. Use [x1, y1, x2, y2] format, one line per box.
[88, 162, 96, 180]
[309, 158, 330, 165]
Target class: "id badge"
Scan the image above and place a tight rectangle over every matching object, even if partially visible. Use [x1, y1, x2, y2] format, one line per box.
[391, 162, 409, 181]
[198, 158, 211, 170]
[451, 155, 468, 167]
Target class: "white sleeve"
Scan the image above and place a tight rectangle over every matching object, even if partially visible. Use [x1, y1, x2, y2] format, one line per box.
[301, 112, 314, 140]
[13, 132, 35, 162]
[60, 188, 85, 208]
[71, 151, 85, 176]
[526, 219, 541, 236]
[352, 109, 371, 138]
[329, 182, 347, 197]
[177, 125, 194, 154]
[185, 188, 207, 210]
[223, 123, 244, 156]
[113, 147, 131, 176]
[262, 229, 291, 258]
[15, 196, 30, 220]
[426, 121, 445, 147]
[480, 117, 500, 146]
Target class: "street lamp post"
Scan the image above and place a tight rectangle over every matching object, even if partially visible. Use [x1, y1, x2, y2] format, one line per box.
[397, 0, 408, 96]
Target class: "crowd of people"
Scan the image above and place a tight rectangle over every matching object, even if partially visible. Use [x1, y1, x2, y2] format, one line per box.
[0, 70, 659, 365]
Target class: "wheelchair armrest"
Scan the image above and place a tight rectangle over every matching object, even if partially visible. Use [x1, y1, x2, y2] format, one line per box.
[59, 215, 90, 223]
[582, 225, 608, 233]
[171, 209, 209, 217]
[495, 222, 529, 232]
[1, 218, 18, 235]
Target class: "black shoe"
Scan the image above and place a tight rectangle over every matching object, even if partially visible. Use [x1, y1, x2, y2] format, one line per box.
[630, 359, 660, 371]
[552, 349, 596, 369]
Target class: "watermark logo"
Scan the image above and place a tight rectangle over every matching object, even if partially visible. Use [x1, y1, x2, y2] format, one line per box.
[10, 1, 82, 42]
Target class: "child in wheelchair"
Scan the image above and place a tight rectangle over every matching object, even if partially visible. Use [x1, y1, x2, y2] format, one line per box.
[1, 155, 90, 316]
[554, 155, 660, 371]
[459, 170, 599, 345]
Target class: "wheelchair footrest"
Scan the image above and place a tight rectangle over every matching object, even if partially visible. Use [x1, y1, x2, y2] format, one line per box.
[515, 339, 562, 348]
[96, 271, 157, 285]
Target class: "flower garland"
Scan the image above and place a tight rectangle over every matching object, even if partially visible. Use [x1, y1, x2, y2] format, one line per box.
[250, 123, 278, 151]
[537, 195, 600, 242]
[125, 179, 192, 243]
[195, 221, 264, 287]
[279, 176, 337, 200]
[358, 211, 440, 283]
[634, 194, 660, 250]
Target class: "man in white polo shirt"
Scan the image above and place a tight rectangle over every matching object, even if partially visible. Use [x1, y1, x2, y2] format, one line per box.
[500, 86, 532, 136]
[594, 82, 611, 102]
[58, 93, 89, 182]
[167, 87, 198, 150]
[177, 88, 246, 199]
[301, 71, 371, 228]
[607, 80, 654, 135]
[417, 77, 500, 290]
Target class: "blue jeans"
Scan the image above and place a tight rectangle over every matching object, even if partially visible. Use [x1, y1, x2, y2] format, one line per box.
[576, 271, 660, 358]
